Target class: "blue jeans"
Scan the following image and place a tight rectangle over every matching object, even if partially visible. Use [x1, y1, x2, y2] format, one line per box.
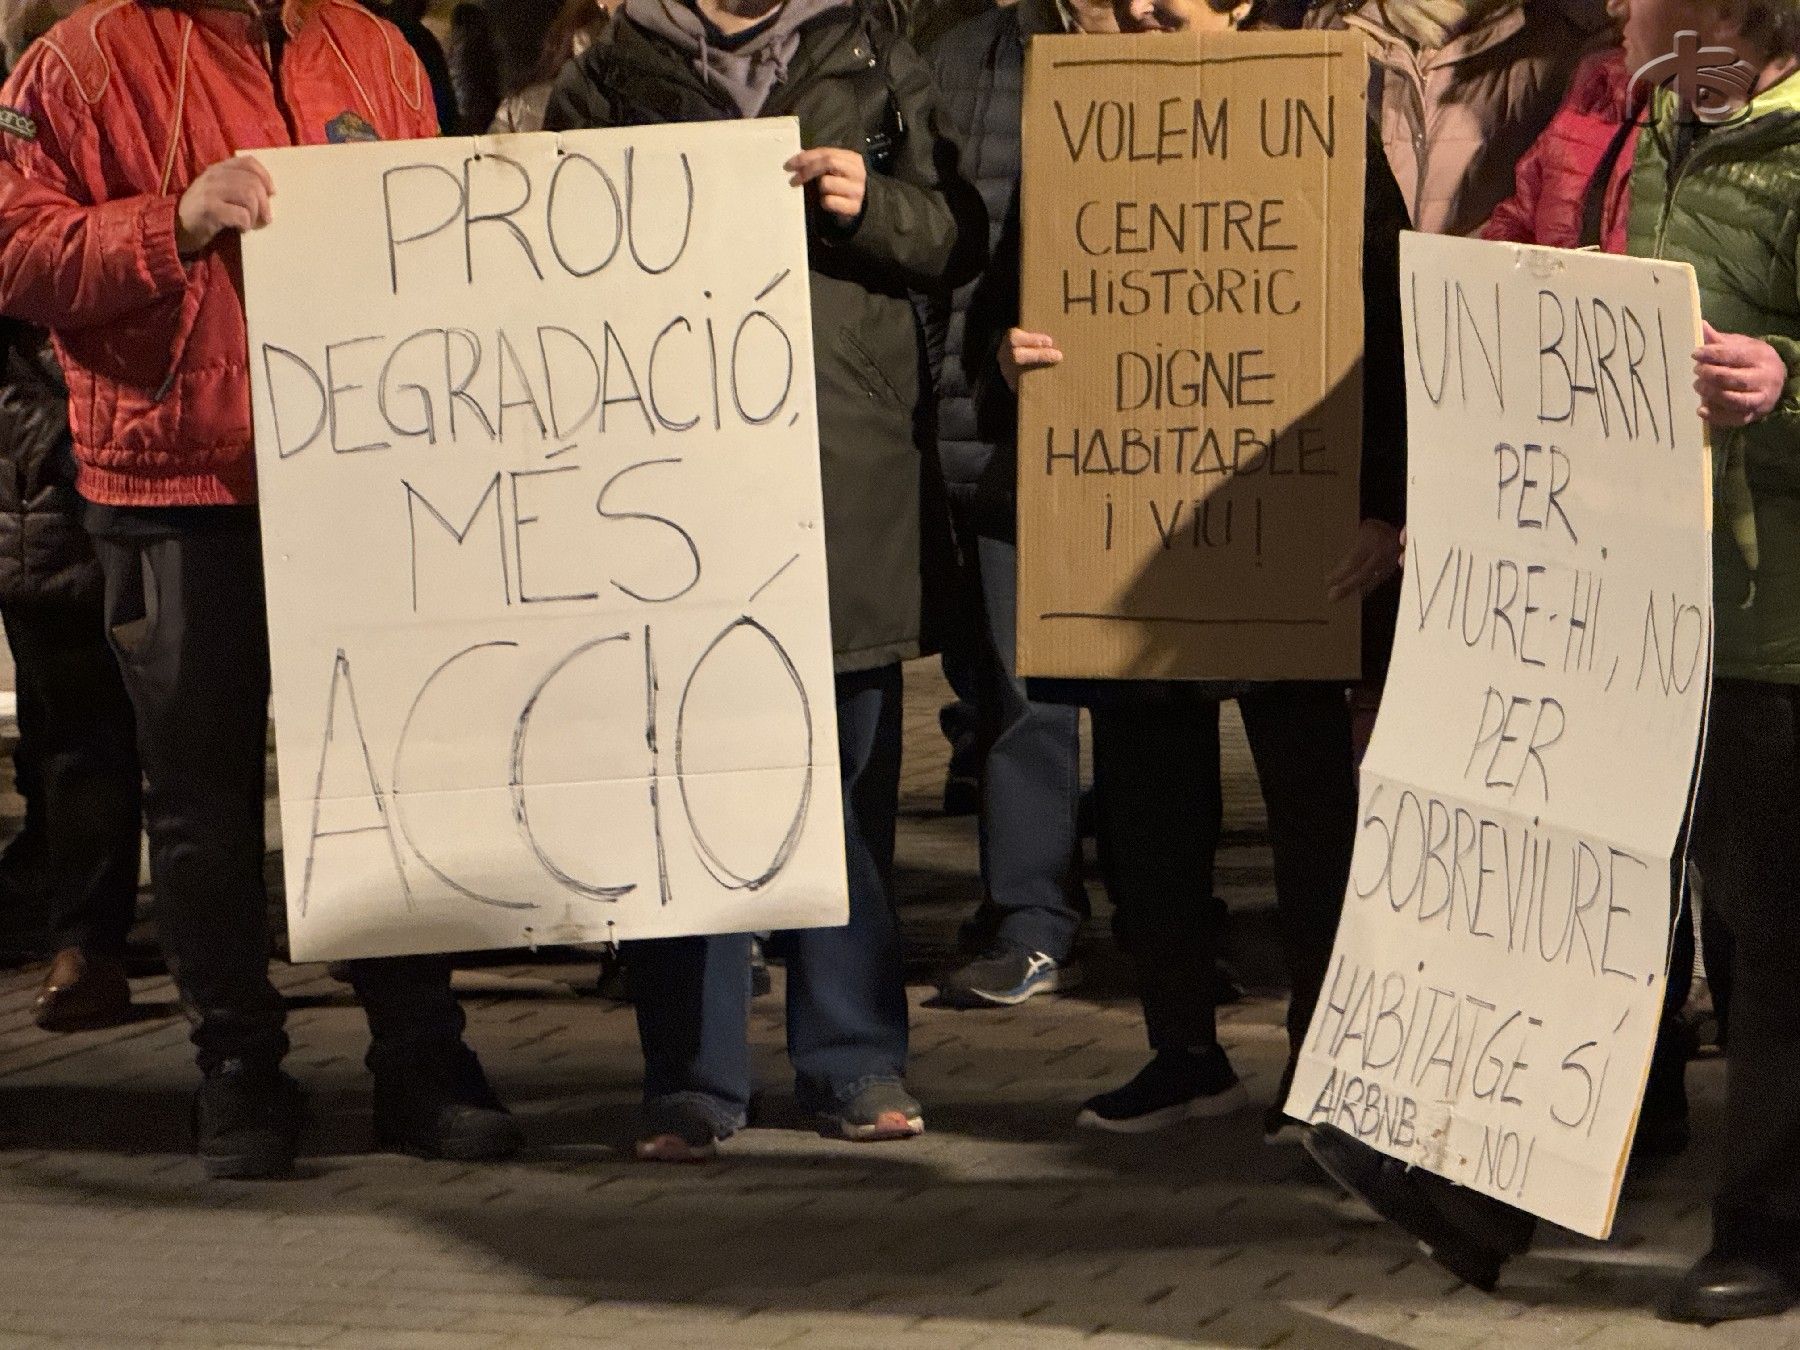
[965, 532, 1085, 961]
[628, 664, 909, 1132]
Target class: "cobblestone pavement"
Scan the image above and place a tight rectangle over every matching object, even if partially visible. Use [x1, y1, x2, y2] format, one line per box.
[0, 666, 1776, 1348]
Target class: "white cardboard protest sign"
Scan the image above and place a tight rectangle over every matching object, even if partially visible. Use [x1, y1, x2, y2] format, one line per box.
[243, 122, 848, 963]
[1286, 235, 1712, 1238]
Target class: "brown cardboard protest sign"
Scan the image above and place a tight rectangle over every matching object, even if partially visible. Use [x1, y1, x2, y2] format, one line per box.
[1016, 30, 1367, 680]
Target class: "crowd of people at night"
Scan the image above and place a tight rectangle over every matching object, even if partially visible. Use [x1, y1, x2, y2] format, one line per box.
[0, 0, 1796, 1329]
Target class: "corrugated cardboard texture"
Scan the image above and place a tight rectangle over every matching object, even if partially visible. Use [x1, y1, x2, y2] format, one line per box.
[1017, 30, 1367, 681]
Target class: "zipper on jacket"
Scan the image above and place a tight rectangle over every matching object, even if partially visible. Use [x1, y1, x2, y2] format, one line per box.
[1652, 123, 1721, 260]
[258, 30, 300, 144]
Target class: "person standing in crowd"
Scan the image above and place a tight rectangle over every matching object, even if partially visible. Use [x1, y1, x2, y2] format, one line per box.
[545, 0, 984, 1160]
[1480, 36, 1637, 252]
[1305, 0, 1613, 236]
[964, 0, 1409, 1139]
[1309, 0, 1800, 1322]
[1479, 0, 1706, 1168]
[366, 0, 460, 133]
[0, 0, 143, 1034]
[920, 0, 1101, 1010]
[0, 0, 520, 1180]
[489, 0, 610, 133]
[448, 0, 564, 138]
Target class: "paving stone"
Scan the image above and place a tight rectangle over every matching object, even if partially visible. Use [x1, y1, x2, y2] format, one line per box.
[0, 668, 1775, 1347]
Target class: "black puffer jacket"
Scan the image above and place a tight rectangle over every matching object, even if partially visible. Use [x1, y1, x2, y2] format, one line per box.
[917, 0, 1060, 525]
[546, 4, 986, 672]
[0, 320, 99, 608]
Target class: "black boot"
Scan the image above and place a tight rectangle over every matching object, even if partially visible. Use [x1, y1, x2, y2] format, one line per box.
[1663, 1249, 1800, 1325]
[1305, 1125, 1531, 1292]
[193, 1059, 304, 1181]
[370, 1041, 522, 1162]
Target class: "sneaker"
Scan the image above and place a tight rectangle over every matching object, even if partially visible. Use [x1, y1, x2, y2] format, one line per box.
[636, 1097, 732, 1163]
[817, 1083, 924, 1142]
[938, 949, 1081, 1008]
[371, 1042, 522, 1162]
[1077, 1048, 1248, 1133]
[193, 1060, 304, 1180]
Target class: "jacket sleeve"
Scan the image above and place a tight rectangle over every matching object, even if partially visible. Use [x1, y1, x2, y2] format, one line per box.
[964, 189, 1019, 450]
[395, 37, 444, 139]
[823, 38, 986, 292]
[1479, 131, 1545, 245]
[1360, 133, 1408, 528]
[0, 54, 188, 333]
[542, 52, 618, 133]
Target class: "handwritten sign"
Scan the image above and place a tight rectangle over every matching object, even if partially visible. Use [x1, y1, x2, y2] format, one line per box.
[243, 122, 848, 963]
[1286, 235, 1712, 1238]
[1015, 30, 1366, 680]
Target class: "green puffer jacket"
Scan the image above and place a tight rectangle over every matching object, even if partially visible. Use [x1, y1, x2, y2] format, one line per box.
[1629, 75, 1800, 684]
[545, 5, 985, 673]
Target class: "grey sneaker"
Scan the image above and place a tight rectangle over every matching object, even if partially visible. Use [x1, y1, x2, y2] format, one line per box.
[817, 1083, 924, 1142]
[938, 949, 1081, 1008]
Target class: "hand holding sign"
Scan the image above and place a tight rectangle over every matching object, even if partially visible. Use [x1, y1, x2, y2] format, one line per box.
[1000, 328, 1064, 392]
[1325, 518, 1401, 602]
[177, 157, 275, 256]
[786, 148, 867, 225]
[1694, 322, 1787, 427]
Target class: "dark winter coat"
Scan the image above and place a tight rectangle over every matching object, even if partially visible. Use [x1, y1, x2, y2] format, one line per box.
[545, 3, 986, 672]
[1482, 48, 1636, 254]
[0, 320, 99, 608]
[918, 0, 1060, 533]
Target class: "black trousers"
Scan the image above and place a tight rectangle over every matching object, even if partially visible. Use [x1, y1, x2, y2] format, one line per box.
[1691, 678, 1800, 1252]
[1091, 682, 1356, 1057]
[91, 515, 464, 1073]
[1, 596, 141, 956]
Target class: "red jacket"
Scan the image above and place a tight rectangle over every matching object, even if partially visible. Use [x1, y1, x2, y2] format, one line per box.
[0, 0, 437, 507]
[1482, 49, 1639, 256]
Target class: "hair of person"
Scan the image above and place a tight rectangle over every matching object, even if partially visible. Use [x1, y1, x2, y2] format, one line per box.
[1718, 0, 1800, 59]
[448, 2, 505, 132]
[524, 0, 607, 91]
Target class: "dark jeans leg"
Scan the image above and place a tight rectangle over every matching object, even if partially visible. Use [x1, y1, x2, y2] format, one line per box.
[1, 598, 141, 957]
[349, 955, 465, 1057]
[788, 664, 909, 1107]
[627, 932, 755, 1134]
[1091, 691, 1223, 1053]
[974, 535, 1083, 962]
[1691, 679, 1800, 1253]
[1644, 876, 1696, 1122]
[1237, 684, 1356, 1057]
[1701, 881, 1736, 1046]
[93, 525, 287, 1073]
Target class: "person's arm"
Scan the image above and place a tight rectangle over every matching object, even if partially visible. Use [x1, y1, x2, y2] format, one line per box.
[542, 48, 617, 132]
[1479, 132, 1546, 245]
[963, 192, 1022, 448]
[1327, 133, 1407, 601]
[0, 56, 189, 331]
[798, 38, 986, 291]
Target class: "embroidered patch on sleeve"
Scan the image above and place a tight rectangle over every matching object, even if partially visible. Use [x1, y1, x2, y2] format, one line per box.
[0, 109, 38, 142]
[326, 112, 380, 144]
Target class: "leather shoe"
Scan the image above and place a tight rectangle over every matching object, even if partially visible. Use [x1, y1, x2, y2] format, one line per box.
[371, 1041, 522, 1161]
[1663, 1250, 1800, 1325]
[1305, 1125, 1512, 1292]
[33, 948, 132, 1032]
